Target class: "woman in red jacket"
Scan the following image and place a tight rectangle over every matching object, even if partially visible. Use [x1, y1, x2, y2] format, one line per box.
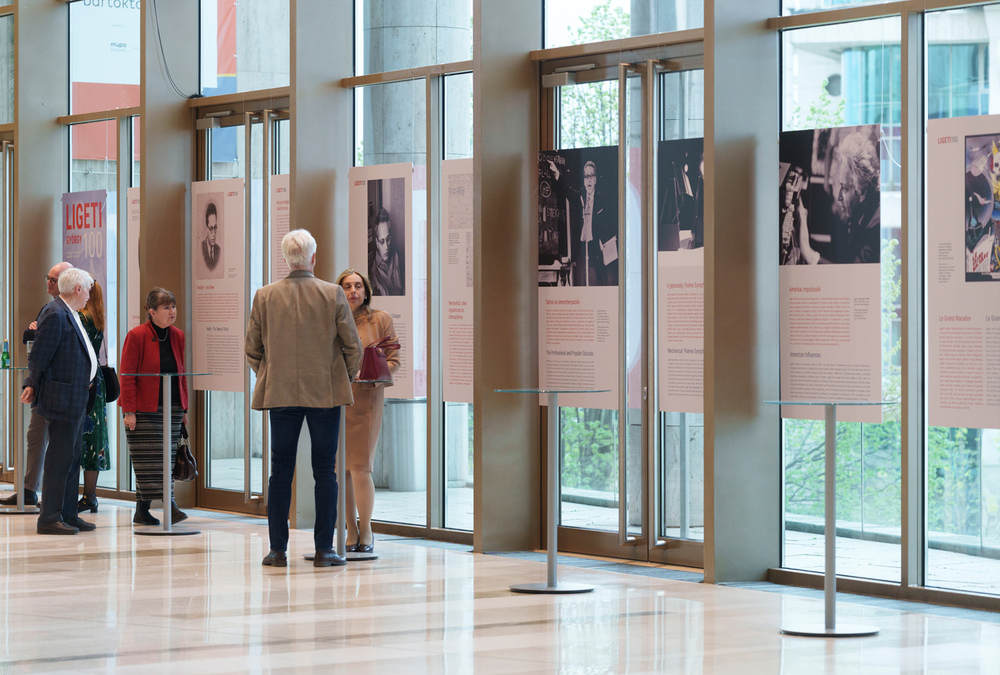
[119, 288, 188, 526]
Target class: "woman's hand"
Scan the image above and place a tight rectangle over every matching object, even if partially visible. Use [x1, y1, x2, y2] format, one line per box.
[182, 412, 188, 427]
[123, 412, 136, 431]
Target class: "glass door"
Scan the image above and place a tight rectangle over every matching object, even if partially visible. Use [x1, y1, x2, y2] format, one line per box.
[545, 50, 705, 568]
[196, 109, 286, 514]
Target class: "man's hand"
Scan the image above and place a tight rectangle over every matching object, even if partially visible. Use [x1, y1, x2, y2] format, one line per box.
[20, 387, 34, 405]
[28, 321, 36, 330]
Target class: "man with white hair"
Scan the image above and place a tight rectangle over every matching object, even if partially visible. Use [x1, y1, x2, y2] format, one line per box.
[21, 267, 99, 534]
[245, 229, 362, 568]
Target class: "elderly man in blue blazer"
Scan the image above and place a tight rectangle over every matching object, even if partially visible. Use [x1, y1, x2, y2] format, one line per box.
[21, 267, 99, 535]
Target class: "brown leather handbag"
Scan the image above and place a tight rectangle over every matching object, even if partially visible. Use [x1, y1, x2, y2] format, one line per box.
[173, 423, 198, 482]
[357, 335, 399, 383]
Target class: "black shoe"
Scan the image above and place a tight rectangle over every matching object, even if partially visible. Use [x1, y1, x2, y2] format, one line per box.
[68, 518, 96, 532]
[354, 542, 374, 554]
[1, 489, 38, 506]
[37, 521, 79, 535]
[78, 495, 98, 513]
[133, 500, 160, 526]
[346, 542, 359, 553]
[170, 500, 188, 523]
[313, 550, 347, 567]
[262, 551, 288, 567]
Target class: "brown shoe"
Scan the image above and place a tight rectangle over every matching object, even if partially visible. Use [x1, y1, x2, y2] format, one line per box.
[37, 521, 79, 535]
[262, 551, 287, 567]
[313, 550, 347, 567]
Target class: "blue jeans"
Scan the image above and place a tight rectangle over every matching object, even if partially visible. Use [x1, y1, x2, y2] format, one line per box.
[267, 406, 341, 553]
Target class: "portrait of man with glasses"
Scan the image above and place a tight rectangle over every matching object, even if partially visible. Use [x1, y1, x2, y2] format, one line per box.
[197, 196, 225, 280]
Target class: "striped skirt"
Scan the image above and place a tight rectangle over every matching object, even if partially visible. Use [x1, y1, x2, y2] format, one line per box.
[126, 406, 183, 502]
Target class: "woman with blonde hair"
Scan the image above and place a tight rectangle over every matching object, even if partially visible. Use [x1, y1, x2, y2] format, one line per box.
[337, 268, 399, 552]
[77, 281, 110, 513]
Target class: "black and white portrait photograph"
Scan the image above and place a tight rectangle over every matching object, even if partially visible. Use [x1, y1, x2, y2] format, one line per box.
[779, 125, 882, 266]
[963, 133, 1000, 281]
[195, 192, 224, 280]
[538, 146, 619, 287]
[367, 177, 406, 297]
[658, 138, 704, 252]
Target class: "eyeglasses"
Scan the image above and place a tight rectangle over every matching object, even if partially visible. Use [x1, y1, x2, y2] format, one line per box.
[207, 225, 219, 233]
[44, 276, 58, 284]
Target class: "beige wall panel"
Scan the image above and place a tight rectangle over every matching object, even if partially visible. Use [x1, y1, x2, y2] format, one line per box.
[15, 4, 69, 343]
[473, 0, 542, 552]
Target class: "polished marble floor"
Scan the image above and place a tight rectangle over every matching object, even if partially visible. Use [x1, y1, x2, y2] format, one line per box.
[2, 502, 999, 674]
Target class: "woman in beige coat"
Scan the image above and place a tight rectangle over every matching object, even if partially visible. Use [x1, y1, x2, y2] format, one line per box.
[337, 268, 400, 552]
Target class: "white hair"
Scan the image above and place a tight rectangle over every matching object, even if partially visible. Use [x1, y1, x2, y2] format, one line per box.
[58, 267, 94, 295]
[281, 229, 317, 269]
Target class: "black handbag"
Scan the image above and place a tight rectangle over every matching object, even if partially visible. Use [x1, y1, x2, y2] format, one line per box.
[173, 423, 197, 482]
[100, 365, 120, 403]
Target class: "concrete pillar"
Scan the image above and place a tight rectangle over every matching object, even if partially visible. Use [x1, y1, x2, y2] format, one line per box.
[704, 0, 781, 582]
[630, 0, 704, 36]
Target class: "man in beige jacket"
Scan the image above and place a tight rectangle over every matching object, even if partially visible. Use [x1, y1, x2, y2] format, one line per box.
[245, 229, 362, 568]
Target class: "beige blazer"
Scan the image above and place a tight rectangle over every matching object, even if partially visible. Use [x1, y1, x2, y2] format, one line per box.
[245, 270, 362, 410]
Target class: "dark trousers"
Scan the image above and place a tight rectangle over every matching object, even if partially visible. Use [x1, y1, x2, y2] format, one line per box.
[267, 406, 341, 553]
[37, 415, 85, 525]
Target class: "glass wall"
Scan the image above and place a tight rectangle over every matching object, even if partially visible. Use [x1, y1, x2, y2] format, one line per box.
[201, 0, 290, 96]
[355, 0, 472, 76]
[355, 79, 429, 528]
[545, 0, 703, 50]
[443, 71, 474, 531]
[68, 119, 121, 492]
[657, 67, 705, 542]
[925, 5, 1000, 597]
[782, 0, 897, 16]
[781, 17, 903, 583]
[69, 2, 140, 114]
[555, 78, 621, 532]
[0, 14, 12, 125]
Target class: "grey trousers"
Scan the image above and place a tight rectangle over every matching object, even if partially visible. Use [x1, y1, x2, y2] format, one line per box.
[24, 407, 48, 493]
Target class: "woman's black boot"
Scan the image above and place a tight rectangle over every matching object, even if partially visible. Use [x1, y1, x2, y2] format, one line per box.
[133, 499, 160, 526]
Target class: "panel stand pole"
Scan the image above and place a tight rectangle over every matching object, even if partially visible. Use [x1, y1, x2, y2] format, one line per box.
[510, 392, 592, 594]
[134, 374, 199, 536]
[780, 403, 876, 637]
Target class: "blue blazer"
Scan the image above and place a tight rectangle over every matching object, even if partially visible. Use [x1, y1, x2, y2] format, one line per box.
[24, 298, 93, 422]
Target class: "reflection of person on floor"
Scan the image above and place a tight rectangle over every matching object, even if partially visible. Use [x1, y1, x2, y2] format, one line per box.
[201, 202, 221, 272]
[794, 130, 880, 265]
[337, 268, 400, 554]
[370, 209, 403, 296]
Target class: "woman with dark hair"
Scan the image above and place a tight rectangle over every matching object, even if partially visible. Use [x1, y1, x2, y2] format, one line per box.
[77, 281, 110, 513]
[119, 287, 188, 526]
[337, 268, 399, 552]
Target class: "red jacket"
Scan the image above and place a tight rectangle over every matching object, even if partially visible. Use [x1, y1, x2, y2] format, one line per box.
[119, 321, 188, 413]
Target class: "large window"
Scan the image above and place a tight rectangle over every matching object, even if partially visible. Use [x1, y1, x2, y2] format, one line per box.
[544, 0, 703, 50]
[355, 79, 429, 528]
[0, 14, 12, 124]
[201, 1, 290, 96]
[69, 2, 140, 114]
[925, 5, 1000, 598]
[781, 18, 903, 583]
[355, 0, 473, 76]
